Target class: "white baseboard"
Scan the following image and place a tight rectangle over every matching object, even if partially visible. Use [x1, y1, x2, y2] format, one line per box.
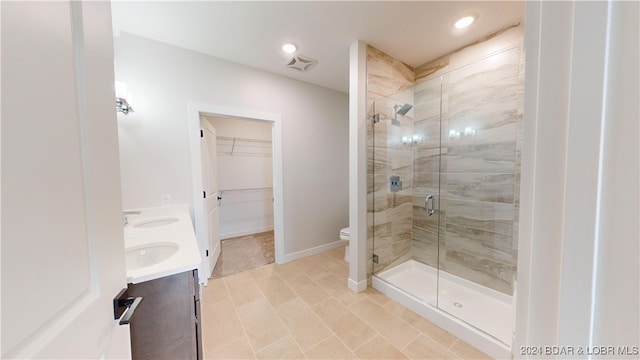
[281, 239, 348, 264]
[348, 278, 367, 293]
[220, 225, 274, 240]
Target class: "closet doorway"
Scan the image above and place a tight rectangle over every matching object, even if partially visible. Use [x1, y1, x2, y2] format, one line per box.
[188, 103, 284, 285]
[203, 115, 275, 278]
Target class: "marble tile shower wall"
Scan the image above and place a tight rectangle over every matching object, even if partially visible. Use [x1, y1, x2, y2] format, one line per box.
[366, 45, 415, 279]
[366, 25, 524, 295]
[413, 25, 524, 295]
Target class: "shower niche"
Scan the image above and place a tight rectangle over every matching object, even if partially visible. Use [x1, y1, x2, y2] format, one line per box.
[366, 25, 524, 357]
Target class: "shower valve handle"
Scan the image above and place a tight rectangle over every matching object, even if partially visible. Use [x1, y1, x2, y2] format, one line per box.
[425, 195, 435, 216]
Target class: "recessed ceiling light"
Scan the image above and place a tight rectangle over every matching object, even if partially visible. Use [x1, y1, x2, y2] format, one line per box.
[282, 43, 297, 54]
[454, 16, 476, 29]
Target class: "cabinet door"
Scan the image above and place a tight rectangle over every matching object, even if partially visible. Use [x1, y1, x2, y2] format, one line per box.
[129, 272, 197, 359]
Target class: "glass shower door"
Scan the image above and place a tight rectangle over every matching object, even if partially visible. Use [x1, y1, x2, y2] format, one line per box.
[436, 48, 522, 345]
[410, 75, 444, 307]
[369, 85, 416, 277]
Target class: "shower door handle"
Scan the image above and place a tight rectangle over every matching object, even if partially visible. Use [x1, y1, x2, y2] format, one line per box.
[425, 195, 435, 216]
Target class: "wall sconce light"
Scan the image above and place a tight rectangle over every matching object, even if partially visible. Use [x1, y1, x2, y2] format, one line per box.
[464, 127, 476, 136]
[402, 135, 423, 145]
[449, 129, 461, 139]
[115, 81, 134, 115]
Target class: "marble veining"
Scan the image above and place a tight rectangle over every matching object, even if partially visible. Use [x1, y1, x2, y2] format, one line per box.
[368, 24, 524, 296]
[443, 198, 514, 236]
[444, 173, 515, 204]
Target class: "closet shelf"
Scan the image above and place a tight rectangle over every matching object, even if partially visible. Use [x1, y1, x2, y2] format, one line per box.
[219, 187, 272, 194]
[216, 136, 272, 157]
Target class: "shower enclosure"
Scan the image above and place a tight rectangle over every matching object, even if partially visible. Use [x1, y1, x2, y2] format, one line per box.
[366, 27, 523, 357]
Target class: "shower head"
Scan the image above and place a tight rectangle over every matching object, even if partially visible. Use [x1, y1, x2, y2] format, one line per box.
[395, 103, 413, 116]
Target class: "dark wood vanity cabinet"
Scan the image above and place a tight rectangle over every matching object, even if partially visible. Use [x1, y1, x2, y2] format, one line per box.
[128, 269, 202, 360]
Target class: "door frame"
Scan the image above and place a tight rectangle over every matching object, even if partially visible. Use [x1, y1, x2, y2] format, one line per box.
[188, 102, 285, 285]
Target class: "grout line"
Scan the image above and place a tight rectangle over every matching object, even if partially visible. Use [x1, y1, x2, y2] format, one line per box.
[350, 332, 378, 355]
[347, 296, 442, 354]
[448, 338, 460, 350]
[256, 273, 309, 359]
[302, 332, 335, 357]
[211, 244, 488, 360]
[300, 252, 374, 357]
[400, 332, 422, 352]
[448, 339, 467, 360]
[240, 275, 291, 357]
[217, 278, 258, 360]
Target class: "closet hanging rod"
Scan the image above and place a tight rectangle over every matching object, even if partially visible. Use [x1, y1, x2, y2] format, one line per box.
[216, 136, 271, 144]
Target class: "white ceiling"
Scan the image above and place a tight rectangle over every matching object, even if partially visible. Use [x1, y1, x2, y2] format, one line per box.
[111, 1, 524, 93]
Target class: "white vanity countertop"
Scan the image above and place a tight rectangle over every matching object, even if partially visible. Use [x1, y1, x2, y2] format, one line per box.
[123, 204, 201, 284]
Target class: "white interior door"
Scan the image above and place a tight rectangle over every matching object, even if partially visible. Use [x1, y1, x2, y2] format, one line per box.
[201, 119, 221, 277]
[2, 1, 130, 358]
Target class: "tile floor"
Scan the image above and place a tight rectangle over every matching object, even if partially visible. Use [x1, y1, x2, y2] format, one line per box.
[201, 246, 492, 359]
[210, 231, 275, 279]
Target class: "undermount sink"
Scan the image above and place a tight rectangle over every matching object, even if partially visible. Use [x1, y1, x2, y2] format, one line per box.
[132, 217, 179, 228]
[126, 243, 179, 270]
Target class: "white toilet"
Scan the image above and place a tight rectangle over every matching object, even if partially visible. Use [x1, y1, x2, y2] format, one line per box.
[340, 227, 350, 262]
[339, 227, 350, 241]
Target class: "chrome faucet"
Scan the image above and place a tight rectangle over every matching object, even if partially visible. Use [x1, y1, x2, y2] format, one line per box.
[122, 210, 141, 226]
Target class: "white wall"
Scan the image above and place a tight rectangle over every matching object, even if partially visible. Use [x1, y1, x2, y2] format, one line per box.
[592, 0, 639, 350]
[516, 0, 639, 356]
[205, 115, 272, 141]
[114, 32, 349, 255]
[204, 116, 274, 239]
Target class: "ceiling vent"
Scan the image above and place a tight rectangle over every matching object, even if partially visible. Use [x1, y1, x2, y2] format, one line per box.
[286, 54, 318, 72]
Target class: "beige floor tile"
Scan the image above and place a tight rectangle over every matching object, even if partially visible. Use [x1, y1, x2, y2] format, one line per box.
[363, 287, 392, 306]
[308, 251, 332, 264]
[272, 262, 300, 281]
[201, 278, 229, 305]
[315, 273, 363, 306]
[275, 297, 333, 351]
[326, 246, 347, 260]
[201, 299, 245, 351]
[384, 301, 458, 348]
[203, 245, 490, 360]
[311, 298, 377, 351]
[349, 298, 420, 350]
[305, 335, 357, 359]
[281, 272, 314, 290]
[293, 258, 332, 279]
[321, 257, 350, 278]
[249, 263, 276, 281]
[224, 271, 265, 307]
[354, 334, 408, 359]
[236, 298, 289, 351]
[402, 334, 458, 359]
[294, 280, 332, 306]
[255, 275, 297, 306]
[254, 336, 305, 359]
[450, 339, 492, 359]
[204, 336, 255, 359]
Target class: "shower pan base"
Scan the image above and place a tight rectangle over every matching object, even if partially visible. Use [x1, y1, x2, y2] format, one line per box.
[372, 260, 512, 359]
